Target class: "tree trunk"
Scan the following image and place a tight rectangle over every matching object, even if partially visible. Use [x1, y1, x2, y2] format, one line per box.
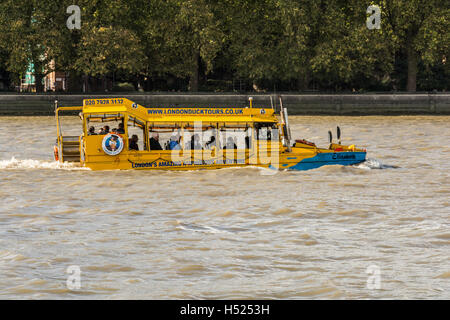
[103, 76, 107, 92]
[33, 59, 44, 93]
[83, 75, 90, 93]
[35, 72, 44, 93]
[189, 50, 199, 92]
[298, 71, 310, 91]
[137, 76, 144, 92]
[67, 71, 82, 93]
[406, 42, 418, 92]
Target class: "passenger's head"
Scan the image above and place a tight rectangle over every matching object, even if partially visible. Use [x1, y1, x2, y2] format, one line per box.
[118, 123, 124, 129]
[104, 126, 110, 133]
[89, 126, 95, 133]
[152, 132, 159, 140]
[131, 134, 138, 142]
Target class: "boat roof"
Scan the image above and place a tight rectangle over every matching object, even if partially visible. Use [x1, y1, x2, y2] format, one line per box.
[82, 98, 277, 123]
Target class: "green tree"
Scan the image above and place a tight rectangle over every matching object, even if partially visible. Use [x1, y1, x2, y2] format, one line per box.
[0, 0, 78, 92]
[223, 0, 308, 90]
[142, 0, 224, 91]
[72, 0, 147, 91]
[381, 0, 450, 92]
[74, 25, 145, 83]
[308, 1, 396, 91]
[0, 0, 447, 93]
[0, 0, 43, 91]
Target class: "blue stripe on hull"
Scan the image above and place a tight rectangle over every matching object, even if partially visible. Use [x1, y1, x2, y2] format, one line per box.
[289, 152, 366, 171]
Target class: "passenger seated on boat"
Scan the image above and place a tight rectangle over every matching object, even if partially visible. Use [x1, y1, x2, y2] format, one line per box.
[129, 135, 139, 151]
[99, 125, 110, 135]
[189, 134, 202, 150]
[167, 135, 181, 150]
[88, 126, 97, 135]
[149, 132, 163, 150]
[223, 137, 237, 149]
[116, 123, 125, 134]
[245, 135, 250, 149]
[205, 136, 216, 149]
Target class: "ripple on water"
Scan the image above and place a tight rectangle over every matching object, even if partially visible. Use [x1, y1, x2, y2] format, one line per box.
[434, 272, 450, 279]
[177, 222, 238, 234]
[84, 265, 136, 273]
[434, 233, 450, 240]
[20, 217, 51, 227]
[1, 116, 449, 299]
[176, 264, 208, 275]
[213, 210, 238, 217]
[271, 208, 295, 215]
[252, 220, 285, 228]
[0, 250, 27, 262]
[335, 209, 370, 218]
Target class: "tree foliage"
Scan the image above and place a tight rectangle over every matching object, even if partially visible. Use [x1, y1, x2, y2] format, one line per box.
[0, 0, 448, 92]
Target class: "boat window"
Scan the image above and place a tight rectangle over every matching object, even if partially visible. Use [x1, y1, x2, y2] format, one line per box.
[128, 116, 146, 151]
[148, 125, 182, 151]
[255, 123, 278, 141]
[203, 127, 218, 150]
[219, 127, 251, 149]
[86, 113, 125, 135]
[183, 124, 217, 150]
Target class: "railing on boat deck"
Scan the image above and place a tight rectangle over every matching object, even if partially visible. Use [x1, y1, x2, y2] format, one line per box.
[55, 100, 83, 162]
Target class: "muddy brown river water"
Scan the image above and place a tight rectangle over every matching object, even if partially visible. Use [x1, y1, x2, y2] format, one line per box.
[0, 115, 449, 299]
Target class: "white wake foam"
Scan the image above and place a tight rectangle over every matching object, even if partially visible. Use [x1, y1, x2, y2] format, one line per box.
[0, 157, 89, 170]
[0, 157, 397, 171]
[353, 158, 399, 170]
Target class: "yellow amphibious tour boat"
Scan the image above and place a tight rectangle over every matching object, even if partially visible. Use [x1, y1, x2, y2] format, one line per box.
[54, 97, 366, 171]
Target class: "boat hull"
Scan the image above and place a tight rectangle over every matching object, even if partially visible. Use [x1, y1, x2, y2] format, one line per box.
[81, 151, 366, 171]
[286, 151, 366, 171]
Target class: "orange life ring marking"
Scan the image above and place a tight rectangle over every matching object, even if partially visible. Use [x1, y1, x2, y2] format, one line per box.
[53, 145, 59, 161]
